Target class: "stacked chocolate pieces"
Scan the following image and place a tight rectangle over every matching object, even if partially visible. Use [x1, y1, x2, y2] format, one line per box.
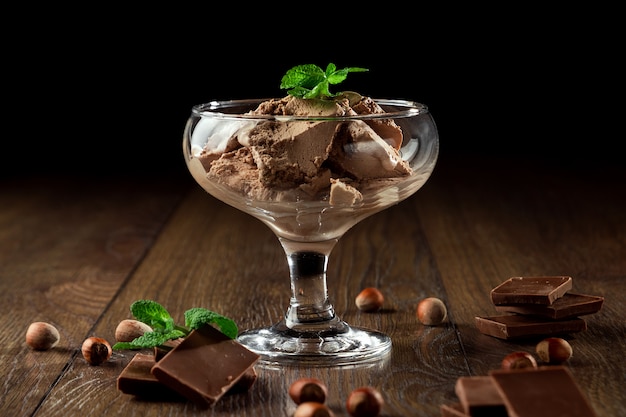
[475, 276, 604, 339]
[441, 366, 598, 417]
[117, 324, 259, 408]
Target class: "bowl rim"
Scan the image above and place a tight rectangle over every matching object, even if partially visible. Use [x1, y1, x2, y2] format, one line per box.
[191, 98, 429, 121]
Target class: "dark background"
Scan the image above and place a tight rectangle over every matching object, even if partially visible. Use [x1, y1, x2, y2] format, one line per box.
[2, 7, 621, 178]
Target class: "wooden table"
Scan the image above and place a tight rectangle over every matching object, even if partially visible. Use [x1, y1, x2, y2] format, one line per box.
[1, 155, 624, 417]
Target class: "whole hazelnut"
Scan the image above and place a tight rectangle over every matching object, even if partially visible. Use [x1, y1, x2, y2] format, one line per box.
[81, 337, 112, 365]
[289, 377, 328, 404]
[294, 401, 334, 417]
[26, 322, 60, 350]
[536, 337, 572, 363]
[346, 386, 384, 417]
[115, 319, 152, 342]
[501, 351, 538, 370]
[355, 287, 384, 312]
[416, 297, 447, 326]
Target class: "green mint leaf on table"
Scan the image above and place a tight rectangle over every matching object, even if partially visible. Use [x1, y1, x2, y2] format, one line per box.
[112, 300, 238, 350]
[185, 307, 238, 339]
[280, 63, 368, 99]
[112, 329, 186, 350]
[130, 299, 175, 331]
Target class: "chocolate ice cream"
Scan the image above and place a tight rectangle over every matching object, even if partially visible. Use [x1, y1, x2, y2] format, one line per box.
[190, 94, 411, 204]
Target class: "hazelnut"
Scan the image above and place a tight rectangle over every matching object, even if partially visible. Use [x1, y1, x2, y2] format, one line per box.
[115, 319, 152, 342]
[416, 297, 447, 325]
[81, 337, 112, 365]
[294, 401, 334, 417]
[536, 337, 572, 363]
[289, 377, 328, 404]
[501, 351, 538, 370]
[346, 386, 384, 417]
[26, 322, 60, 350]
[355, 287, 384, 312]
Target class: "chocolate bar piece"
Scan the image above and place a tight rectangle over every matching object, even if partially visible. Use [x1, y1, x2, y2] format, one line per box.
[154, 338, 184, 361]
[475, 315, 586, 339]
[151, 325, 260, 408]
[454, 376, 507, 416]
[490, 366, 598, 417]
[494, 293, 604, 319]
[225, 366, 258, 394]
[117, 352, 257, 400]
[490, 276, 572, 305]
[117, 353, 185, 400]
[440, 402, 469, 417]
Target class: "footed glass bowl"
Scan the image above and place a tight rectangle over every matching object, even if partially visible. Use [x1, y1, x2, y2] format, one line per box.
[183, 97, 439, 365]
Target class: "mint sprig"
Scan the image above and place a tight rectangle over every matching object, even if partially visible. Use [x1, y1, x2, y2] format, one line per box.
[129, 299, 176, 331]
[112, 300, 238, 350]
[280, 63, 368, 99]
[184, 307, 238, 339]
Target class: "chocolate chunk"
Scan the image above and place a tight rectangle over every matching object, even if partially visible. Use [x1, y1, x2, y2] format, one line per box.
[454, 376, 508, 416]
[494, 293, 604, 319]
[154, 338, 184, 361]
[151, 325, 260, 408]
[475, 315, 586, 339]
[490, 276, 572, 305]
[117, 353, 185, 400]
[226, 366, 258, 394]
[117, 351, 256, 401]
[440, 402, 469, 416]
[490, 366, 598, 417]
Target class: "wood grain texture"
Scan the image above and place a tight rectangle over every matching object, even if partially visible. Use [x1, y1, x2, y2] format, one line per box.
[0, 176, 189, 417]
[1, 157, 624, 417]
[415, 157, 626, 417]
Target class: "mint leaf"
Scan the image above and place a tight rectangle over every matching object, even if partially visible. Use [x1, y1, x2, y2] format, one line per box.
[280, 64, 326, 90]
[129, 300, 175, 331]
[185, 307, 238, 339]
[112, 299, 239, 350]
[280, 63, 368, 99]
[327, 67, 358, 85]
[112, 329, 186, 350]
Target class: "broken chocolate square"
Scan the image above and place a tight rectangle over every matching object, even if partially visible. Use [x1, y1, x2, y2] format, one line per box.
[151, 324, 260, 408]
[440, 402, 469, 417]
[117, 351, 257, 401]
[154, 338, 184, 361]
[475, 315, 586, 339]
[489, 366, 598, 417]
[454, 375, 508, 416]
[490, 276, 572, 305]
[494, 293, 604, 320]
[117, 353, 185, 400]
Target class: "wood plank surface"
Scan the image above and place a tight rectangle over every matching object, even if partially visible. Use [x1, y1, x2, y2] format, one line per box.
[1, 157, 624, 417]
[0, 175, 189, 416]
[415, 157, 626, 417]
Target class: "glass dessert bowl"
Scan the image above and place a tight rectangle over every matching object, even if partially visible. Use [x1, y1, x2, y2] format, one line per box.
[183, 94, 439, 365]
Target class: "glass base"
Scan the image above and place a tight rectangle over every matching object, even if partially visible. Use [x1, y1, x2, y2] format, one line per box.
[237, 321, 392, 366]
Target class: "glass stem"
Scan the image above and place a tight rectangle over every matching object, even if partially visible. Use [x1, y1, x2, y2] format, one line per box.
[278, 237, 348, 334]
